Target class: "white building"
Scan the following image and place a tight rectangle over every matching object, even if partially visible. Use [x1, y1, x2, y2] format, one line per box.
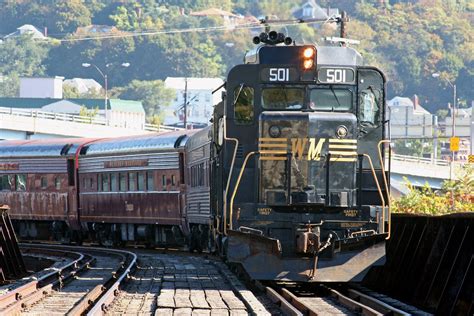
[387, 95, 434, 138]
[63, 78, 102, 94]
[3, 24, 47, 40]
[164, 77, 224, 128]
[444, 106, 472, 138]
[20, 77, 64, 98]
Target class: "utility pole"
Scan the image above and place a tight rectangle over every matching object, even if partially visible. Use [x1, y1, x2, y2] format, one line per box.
[104, 74, 108, 124]
[183, 78, 188, 129]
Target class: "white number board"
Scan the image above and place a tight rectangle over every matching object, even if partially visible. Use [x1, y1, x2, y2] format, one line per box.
[261, 68, 297, 82]
[318, 67, 355, 84]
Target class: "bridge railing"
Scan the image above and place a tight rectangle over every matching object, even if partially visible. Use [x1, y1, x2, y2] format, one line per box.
[391, 154, 450, 166]
[0, 107, 183, 133]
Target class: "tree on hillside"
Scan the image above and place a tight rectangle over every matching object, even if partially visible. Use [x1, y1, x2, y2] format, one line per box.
[111, 80, 175, 117]
[0, 0, 91, 35]
[0, 34, 50, 96]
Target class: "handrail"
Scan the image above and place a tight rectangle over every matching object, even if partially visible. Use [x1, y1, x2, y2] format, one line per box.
[0, 107, 182, 132]
[378, 140, 391, 240]
[229, 151, 257, 231]
[362, 154, 386, 235]
[222, 115, 239, 235]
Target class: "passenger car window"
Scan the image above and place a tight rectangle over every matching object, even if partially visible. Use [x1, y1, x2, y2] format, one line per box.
[0, 175, 13, 191]
[234, 86, 254, 124]
[41, 177, 47, 189]
[147, 172, 154, 191]
[111, 173, 118, 191]
[16, 174, 26, 191]
[129, 172, 136, 191]
[138, 173, 145, 191]
[54, 177, 61, 190]
[119, 173, 127, 191]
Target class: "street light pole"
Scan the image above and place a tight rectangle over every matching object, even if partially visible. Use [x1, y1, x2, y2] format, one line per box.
[82, 62, 129, 125]
[82, 63, 108, 123]
[432, 73, 457, 175]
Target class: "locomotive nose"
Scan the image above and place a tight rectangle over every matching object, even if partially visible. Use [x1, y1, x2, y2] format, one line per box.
[259, 111, 358, 207]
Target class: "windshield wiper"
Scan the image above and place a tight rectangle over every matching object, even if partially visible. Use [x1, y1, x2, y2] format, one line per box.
[233, 83, 244, 106]
[329, 86, 342, 110]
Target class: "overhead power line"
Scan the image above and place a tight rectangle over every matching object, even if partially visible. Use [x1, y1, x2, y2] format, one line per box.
[46, 16, 340, 42]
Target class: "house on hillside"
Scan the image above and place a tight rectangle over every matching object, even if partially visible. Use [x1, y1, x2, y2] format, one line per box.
[3, 24, 47, 40]
[292, 0, 339, 21]
[190, 8, 240, 26]
[164, 77, 224, 128]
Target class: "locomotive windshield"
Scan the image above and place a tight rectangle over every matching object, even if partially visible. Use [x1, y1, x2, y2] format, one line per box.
[310, 88, 352, 111]
[261, 87, 304, 110]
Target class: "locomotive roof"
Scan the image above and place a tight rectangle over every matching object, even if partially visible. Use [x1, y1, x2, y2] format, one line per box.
[0, 138, 90, 158]
[82, 130, 195, 156]
[244, 44, 363, 66]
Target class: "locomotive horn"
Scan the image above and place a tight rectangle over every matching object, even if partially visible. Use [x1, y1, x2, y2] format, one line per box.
[253, 36, 260, 44]
[268, 31, 278, 41]
[284, 37, 293, 45]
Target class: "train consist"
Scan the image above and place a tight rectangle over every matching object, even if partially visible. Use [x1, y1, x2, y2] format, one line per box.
[0, 30, 389, 282]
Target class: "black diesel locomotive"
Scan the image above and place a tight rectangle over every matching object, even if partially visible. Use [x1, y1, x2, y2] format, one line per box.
[206, 32, 390, 282]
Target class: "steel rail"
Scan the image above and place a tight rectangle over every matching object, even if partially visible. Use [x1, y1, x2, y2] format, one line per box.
[18, 243, 137, 316]
[267, 284, 413, 316]
[0, 246, 87, 314]
[86, 248, 137, 316]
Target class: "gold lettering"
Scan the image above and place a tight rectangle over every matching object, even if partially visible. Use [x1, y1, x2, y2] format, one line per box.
[257, 207, 272, 215]
[341, 222, 364, 228]
[307, 138, 325, 161]
[291, 138, 308, 160]
[344, 209, 358, 217]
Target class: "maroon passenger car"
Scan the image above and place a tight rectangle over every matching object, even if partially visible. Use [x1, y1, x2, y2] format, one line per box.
[78, 131, 193, 246]
[0, 138, 89, 241]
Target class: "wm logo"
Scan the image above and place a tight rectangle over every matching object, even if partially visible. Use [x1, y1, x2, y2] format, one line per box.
[259, 138, 357, 162]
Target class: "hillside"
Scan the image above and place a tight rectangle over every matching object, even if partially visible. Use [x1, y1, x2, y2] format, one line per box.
[0, 0, 471, 117]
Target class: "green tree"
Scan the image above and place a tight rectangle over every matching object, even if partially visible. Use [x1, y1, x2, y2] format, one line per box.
[111, 80, 175, 117]
[0, 34, 50, 96]
[79, 105, 99, 119]
[54, 0, 92, 33]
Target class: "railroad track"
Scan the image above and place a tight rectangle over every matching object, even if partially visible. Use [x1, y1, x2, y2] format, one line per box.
[0, 244, 136, 315]
[265, 283, 423, 316]
[104, 251, 271, 315]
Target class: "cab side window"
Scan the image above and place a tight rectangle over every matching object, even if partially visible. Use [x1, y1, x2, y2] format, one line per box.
[234, 86, 254, 125]
[359, 89, 378, 125]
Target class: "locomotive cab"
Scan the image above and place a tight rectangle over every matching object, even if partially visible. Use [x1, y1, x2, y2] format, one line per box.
[212, 35, 389, 282]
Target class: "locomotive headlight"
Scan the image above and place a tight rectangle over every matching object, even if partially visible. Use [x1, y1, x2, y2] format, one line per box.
[336, 125, 348, 138]
[268, 125, 281, 138]
[303, 59, 314, 69]
[303, 47, 315, 58]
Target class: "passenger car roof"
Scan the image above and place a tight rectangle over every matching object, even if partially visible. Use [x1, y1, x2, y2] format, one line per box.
[82, 130, 196, 156]
[0, 138, 91, 158]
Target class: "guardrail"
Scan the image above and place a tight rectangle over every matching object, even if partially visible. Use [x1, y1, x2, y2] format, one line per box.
[391, 154, 450, 166]
[0, 107, 183, 133]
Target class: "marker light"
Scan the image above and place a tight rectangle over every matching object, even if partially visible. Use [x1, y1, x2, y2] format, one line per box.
[303, 47, 315, 58]
[303, 59, 314, 69]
